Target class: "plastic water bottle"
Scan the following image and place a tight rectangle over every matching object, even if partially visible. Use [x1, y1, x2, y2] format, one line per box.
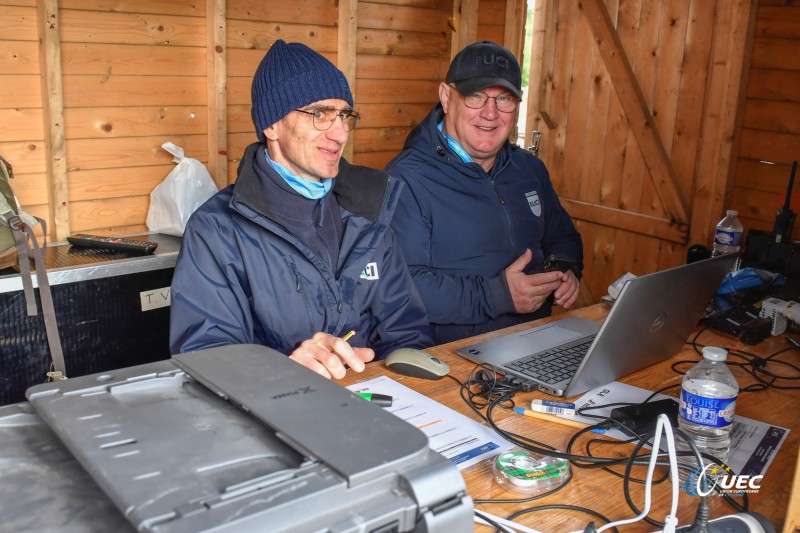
[677, 346, 739, 484]
[712, 210, 743, 256]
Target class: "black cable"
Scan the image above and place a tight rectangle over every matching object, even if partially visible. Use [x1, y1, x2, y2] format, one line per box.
[619, 427, 748, 529]
[458, 365, 522, 413]
[448, 363, 752, 524]
[643, 382, 682, 401]
[485, 391, 628, 464]
[678, 330, 800, 393]
[581, 432, 671, 485]
[566, 409, 749, 520]
[473, 509, 516, 533]
[505, 504, 618, 533]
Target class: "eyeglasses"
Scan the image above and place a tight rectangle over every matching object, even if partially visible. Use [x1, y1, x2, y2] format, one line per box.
[459, 90, 520, 113]
[293, 108, 360, 132]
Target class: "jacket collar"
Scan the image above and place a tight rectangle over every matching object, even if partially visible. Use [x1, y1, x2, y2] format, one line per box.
[404, 103, 513, 175]
[232, 142, 390, 223]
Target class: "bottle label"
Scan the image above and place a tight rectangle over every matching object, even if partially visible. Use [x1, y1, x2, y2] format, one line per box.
[714, 228, 742, 247]
[679, 390, 736, 428]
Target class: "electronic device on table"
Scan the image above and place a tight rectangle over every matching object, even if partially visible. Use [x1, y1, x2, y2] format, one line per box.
[9, 345, 472, 533]
[457, 253, 737, 397]
[524, 254, 576, 274]
[742, 160, 799, 277]
[67, 233, 158, 254]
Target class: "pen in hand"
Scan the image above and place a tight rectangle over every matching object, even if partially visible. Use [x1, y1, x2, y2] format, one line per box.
[342, 329, 356, 342]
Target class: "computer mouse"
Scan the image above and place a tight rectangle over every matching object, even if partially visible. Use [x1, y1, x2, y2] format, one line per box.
[384, 348, 450, 380]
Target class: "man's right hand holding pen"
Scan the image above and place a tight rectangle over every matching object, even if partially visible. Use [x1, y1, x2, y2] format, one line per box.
[289, 330, 375, 380]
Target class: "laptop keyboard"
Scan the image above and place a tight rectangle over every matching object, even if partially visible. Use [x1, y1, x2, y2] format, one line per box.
[505, 335, 596, 384]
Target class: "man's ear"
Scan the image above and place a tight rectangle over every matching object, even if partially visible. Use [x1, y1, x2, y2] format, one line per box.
[263, 122, 279, 141]
[439, 82, 452, 114]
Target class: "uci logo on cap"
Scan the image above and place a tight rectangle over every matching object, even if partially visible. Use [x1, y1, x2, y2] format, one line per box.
[475, 54, 511, 69]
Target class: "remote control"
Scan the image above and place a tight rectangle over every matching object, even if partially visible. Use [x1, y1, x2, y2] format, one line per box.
[67, 234, 158, 255]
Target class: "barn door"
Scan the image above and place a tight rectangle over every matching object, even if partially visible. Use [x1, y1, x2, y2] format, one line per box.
[526, 0, 756, 300]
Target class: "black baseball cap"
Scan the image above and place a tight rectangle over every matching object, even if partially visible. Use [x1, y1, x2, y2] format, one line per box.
[446, 40, 522, 99]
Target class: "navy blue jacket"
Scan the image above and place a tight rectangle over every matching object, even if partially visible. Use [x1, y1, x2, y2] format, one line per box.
[170, 142, 433, 358]
[386, 105, 583, 343]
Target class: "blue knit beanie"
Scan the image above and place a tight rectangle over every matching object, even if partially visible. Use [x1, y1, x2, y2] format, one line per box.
[251, 40, 353, 142]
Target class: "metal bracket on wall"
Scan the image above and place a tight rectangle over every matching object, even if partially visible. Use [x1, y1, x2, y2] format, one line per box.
[528, 131, 542, 157]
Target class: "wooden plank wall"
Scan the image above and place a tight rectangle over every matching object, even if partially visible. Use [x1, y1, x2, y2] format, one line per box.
[0, 0, 455, 239]
[526, 0, 758, 302]
[0, 0, 48, 233]
[476, 0, 506, 44]
[225, 0, 341, 184]
[1, 0, 209, 238]
[731, 0, 800, 235]
[3, 0, 782, 308]
[351, 0, 452, 170]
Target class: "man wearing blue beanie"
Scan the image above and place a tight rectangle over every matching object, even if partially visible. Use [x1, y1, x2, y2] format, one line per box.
[170, 40, 433, 379]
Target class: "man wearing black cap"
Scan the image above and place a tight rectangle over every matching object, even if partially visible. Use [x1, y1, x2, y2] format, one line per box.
[170, 40, 433, 378]
[386, 41, 583, 344]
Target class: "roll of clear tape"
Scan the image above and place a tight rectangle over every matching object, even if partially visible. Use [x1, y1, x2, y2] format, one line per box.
[493, 450, 569, 494]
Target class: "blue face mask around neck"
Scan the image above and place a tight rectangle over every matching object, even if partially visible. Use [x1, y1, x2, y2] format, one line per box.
[264, 149, 333, 200]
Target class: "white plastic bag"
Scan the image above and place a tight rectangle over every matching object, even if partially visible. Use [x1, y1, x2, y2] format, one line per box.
[146, 142, 218, 237]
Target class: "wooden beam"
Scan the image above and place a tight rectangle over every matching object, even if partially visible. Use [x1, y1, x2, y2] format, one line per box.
[338, 0, 358, 161]
[579, 0, 690, 225]
[562, 198, 689, 244]
[207, 0, 228, 187]
[504, 0, 525, 57]
[525, 0, 557, 148]
[451, 0, 479, 61]
[37, 0, 69, 241]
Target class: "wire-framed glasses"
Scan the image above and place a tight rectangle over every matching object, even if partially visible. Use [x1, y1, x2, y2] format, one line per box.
[460, 90, 520, 113]
[293, 107, 360, 131]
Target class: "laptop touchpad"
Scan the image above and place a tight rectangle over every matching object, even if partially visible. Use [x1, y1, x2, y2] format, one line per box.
[520, 324, 587, 351]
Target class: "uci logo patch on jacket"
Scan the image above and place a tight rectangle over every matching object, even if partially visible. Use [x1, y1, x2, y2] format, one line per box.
[360, 261, 379, 280]
[525, 190, 542, 217]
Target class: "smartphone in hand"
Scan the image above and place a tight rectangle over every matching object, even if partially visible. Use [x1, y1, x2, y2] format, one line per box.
[525, 254, 576, 274]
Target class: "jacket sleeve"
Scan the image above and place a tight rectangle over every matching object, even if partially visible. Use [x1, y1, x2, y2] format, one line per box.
[390, 178, 516, 325]
[169, 212, 255, 354]
[367, 229, 434, 358]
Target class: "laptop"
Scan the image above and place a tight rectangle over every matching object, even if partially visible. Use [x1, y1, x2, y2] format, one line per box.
[456, 253, 738, 398]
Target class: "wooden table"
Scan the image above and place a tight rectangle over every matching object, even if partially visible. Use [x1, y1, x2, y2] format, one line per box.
[339, 304, 799, 532]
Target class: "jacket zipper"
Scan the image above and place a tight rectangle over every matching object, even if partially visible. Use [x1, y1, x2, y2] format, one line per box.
[291, 262, 316, 339]
[492, 178, 516, 250]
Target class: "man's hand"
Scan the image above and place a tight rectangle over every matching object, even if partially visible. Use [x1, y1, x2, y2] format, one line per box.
[554, 269, 579, 309]
[505, 250, 563, 314]
[289, 332, 375, 379]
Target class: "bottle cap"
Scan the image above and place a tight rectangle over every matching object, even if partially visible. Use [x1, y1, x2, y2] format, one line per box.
[702, 346, 728, 361]
[726, 209, 738, 216]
